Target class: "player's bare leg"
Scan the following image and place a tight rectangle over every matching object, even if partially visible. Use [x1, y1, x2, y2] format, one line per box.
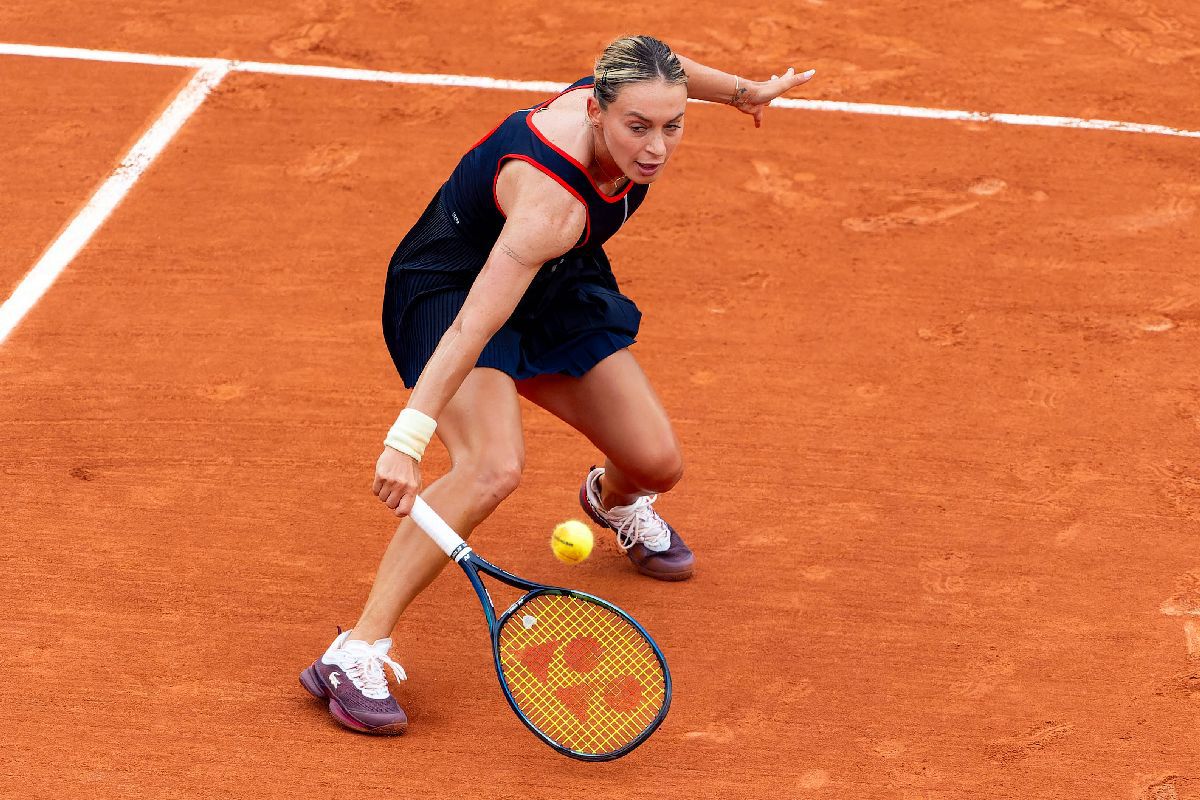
[301, 367, 525, 734]
[517, 349, 693, 579]
[518, 349, 682, 503]
[352, 367, 525, 642]
[302, 367, 523, 734]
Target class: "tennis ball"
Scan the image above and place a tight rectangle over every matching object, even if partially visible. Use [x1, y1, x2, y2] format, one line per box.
[551, 519, 594, 564]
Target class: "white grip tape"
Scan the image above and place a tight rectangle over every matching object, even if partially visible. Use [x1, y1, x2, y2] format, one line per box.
[384, 408, 436, 461]
[410, 496, 467, 559]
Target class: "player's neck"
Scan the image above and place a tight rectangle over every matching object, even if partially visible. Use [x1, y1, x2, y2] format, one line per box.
[589, 131, 628, 195]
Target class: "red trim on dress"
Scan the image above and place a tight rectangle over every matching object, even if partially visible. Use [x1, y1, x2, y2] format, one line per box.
[473, 82, 589, 153]
[525, 92, 634, 205]
[493, 153, 591, 250]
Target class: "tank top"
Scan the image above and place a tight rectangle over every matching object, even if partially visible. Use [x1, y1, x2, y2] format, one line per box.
[440, 76, 649, 255]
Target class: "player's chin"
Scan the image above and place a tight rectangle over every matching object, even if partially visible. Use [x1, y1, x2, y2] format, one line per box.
[629, 160, 667, 184]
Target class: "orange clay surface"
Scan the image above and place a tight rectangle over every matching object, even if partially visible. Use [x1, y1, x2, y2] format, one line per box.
[0, 59, 186, 297]
[2, 4, 1200, 799]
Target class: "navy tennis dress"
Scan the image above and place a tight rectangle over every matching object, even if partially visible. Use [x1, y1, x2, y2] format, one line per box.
[383, 77, 649, 388]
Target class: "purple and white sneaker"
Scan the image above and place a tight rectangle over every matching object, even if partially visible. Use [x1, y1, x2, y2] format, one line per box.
[580, 465, 695, 581]
[299, 630, 408, 735]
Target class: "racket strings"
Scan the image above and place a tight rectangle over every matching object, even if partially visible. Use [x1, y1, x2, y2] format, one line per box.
[497, 593, 666, 756]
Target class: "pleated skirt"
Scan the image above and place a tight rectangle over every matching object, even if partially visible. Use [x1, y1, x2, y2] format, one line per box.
[382, 189, 642, 388]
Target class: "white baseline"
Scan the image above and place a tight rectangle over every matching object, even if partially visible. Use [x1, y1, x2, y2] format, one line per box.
[1, 41, 1199, 140]
[0, 62, 231, 345]
[0, 41, 1197, 345]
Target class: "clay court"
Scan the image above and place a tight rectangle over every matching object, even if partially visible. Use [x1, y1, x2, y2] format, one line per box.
[3, 2, 1199, 797]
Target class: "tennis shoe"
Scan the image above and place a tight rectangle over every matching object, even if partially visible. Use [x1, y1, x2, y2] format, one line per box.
[579, 465, 694, 581]
[299, 629, 408, 735]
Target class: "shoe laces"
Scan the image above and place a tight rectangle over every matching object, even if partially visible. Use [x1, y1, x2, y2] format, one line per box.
[607, 495, 671, 553]
[333, 639, 407, 701]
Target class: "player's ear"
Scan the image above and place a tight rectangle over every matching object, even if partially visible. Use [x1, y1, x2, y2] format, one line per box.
[586, 96, 603, 128]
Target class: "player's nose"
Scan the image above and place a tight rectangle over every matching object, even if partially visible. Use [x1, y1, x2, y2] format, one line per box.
[644, 132, 666, 158]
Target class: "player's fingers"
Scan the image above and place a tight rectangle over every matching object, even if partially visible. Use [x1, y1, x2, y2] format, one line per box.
[372, 474, 384, 494]
[795, 68, 816, 85]
[384, 486, 405, 509]
[393, 491, 415, 518]
[378, 481, 398, 503]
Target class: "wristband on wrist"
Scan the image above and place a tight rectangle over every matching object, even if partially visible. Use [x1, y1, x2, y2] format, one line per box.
[384, 408, 437, 462]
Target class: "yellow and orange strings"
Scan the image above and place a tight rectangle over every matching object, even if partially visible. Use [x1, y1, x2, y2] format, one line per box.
[498, 594, 666, 754]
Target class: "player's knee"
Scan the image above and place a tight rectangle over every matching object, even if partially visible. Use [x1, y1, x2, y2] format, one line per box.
[629, 448, 683, 495]
[464, 454, 524, 511]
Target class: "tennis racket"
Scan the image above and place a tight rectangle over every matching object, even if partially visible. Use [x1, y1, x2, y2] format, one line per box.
[409, 496, 672, 761]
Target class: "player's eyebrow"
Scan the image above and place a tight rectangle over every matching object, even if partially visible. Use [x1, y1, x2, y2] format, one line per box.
[624, 111, 685, 124]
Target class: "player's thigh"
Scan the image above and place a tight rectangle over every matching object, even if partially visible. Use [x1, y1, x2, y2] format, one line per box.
[517, 349, 682, 481]
[436, 367, 525, 490]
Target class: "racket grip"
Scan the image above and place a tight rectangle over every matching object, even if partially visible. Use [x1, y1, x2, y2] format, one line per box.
[410, 496, 468, 559]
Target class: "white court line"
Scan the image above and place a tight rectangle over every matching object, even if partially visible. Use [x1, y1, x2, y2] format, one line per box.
[0, 41, 216, 69]
[2, 41, 1199, 139]
[232, 58, 565, 95]
[0, 62, 231, 345]
[774, 98, 1200, 139]
[0, 41, 1197, 345]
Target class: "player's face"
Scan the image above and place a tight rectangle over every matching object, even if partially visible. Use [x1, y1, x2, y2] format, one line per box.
[591, 80, 688, 184]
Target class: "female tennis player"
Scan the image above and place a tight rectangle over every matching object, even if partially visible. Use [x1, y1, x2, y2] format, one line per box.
[301, 35, 814, 734]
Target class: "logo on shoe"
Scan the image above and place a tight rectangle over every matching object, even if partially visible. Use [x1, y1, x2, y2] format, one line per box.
[329, 671, 341, 688]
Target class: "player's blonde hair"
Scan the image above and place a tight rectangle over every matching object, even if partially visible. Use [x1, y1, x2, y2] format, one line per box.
[593, 35, 687, 109]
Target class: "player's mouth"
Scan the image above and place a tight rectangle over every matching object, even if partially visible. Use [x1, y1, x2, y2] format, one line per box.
[634, 161, 662, 177]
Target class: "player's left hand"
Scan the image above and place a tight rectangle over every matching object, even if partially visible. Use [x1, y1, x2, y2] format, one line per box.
[733, 67, 816, 128]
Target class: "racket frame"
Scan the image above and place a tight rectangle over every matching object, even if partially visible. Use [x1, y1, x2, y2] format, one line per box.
[410, 497, 673, 761]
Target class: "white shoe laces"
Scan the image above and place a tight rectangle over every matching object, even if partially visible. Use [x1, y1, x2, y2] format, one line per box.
[326, 634, 407, 701]
[603, 493, 672, 553]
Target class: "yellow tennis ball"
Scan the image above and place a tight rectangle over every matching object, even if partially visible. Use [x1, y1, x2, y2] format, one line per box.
[551, 519, 594, 564]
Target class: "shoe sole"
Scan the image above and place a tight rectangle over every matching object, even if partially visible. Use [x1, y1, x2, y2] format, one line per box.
[578, 478, 694, 582]
[299, 666, 408, 736]
[638, 565, 694, 581]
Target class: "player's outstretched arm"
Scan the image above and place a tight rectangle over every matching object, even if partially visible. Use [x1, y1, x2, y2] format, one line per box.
[676, 54, 815, 128]
[372, 165, 586, 517]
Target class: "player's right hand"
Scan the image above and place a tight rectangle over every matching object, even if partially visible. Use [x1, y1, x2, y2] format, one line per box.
[373, 446, 422, 517]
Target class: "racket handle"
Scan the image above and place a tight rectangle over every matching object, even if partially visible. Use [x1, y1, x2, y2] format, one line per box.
[410, 496, 468, 559]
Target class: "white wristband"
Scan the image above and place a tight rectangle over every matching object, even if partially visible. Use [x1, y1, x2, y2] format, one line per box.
[384, 408, 437, 462]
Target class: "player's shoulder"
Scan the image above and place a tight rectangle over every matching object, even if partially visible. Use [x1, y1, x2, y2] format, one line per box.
[501, 171, 587, 249]
[497, 158, 585, 217]
[496, 160, 586, 244]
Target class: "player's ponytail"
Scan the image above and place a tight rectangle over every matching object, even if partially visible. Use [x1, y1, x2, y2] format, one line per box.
[593, 35, 687, 109]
